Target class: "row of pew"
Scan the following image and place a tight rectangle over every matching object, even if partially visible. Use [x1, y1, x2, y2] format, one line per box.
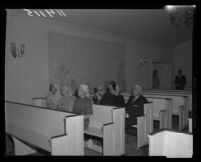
[5, 89, 193, 157]
[5, 100, 126, 156]
[122, 89, 192, 130]
[5, 98, 154, 155]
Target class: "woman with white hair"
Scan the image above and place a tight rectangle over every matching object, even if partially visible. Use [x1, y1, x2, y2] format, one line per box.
[58, 85, 76, 112]
[46, 83, 62, 109]
[73, 84, 93, 129]
[113, 85, 125, 107]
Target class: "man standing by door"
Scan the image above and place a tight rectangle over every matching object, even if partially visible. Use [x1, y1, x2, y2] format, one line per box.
[152, 69, 160, 89]
[175, 69, 187, 90]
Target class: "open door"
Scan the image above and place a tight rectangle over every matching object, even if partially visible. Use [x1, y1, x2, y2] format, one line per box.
[151, 61, 172, 89]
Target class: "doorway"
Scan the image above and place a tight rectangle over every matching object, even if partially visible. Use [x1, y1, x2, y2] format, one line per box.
[151, 62, 172, 89]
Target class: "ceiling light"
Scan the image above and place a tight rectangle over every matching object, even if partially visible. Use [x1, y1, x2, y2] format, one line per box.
[165, 5, 176, 11]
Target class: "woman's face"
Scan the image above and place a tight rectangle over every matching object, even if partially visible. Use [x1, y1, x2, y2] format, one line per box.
[109, 85, 114, 93]
[78, 86, 84, 97]
[115, 86, 120, 94]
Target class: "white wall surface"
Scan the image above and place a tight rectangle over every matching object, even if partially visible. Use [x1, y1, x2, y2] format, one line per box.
[126, 41, 173, 90]
[48, 31, 126, 90]
[5, 13, 49, 104]
[5, 10, 174, 104]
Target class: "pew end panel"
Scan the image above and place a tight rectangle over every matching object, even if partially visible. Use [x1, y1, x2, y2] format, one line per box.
[84, 105, 125, 155]
[146, 98, 171, 129]
[148, 129, 193, 158]
[189, 118, 192, 133]
[103, 123, 115, 155]
[51, 115, 84, 155]
[159, 110, 167, 129]
[136, 116, 146, 149]
[112, 108, 125, 155]
[5, 101, 83, 155]
[129, 102, 153, 149]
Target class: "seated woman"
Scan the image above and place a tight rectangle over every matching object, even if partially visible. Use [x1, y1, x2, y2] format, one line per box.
[46, 83, 61, 109]
[93, 84, 114, 106]
[108, 81, 116, 95]
[113, 85, 125, 107]
[73, 84, 93, 129]
[125, 84, 148, 129]
[58, 85, 76, 112]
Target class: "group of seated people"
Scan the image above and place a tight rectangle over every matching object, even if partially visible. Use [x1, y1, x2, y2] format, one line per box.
[46, 81, 148, 130]
[92, 81, 125, 107]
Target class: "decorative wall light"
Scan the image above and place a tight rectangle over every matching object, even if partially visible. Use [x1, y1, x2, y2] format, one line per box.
[10, 42, 26, 58]
[139, 57, 147, 66]
[23, 9, 68, 18]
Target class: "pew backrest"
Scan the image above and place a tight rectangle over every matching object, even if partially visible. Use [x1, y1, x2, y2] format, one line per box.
[89, 104, 114, 129]
[5, 101, 81, 152]
[145, 98, 168, 119]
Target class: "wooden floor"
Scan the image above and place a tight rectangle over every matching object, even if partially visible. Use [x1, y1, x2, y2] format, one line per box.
[6, 115, 189, 156]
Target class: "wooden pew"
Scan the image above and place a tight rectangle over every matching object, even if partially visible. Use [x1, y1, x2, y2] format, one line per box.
[145, 97, 172, 129]
[148, 129, 193, 158]
[32, 97, 47, 107]
[144, 94, 187, 130]
[129, 102, 153, 149]
[84, 104, 125, 155]
[144, 90, 192, 126]
[121, 92, 172, 129]
[5, 101, 84, 155]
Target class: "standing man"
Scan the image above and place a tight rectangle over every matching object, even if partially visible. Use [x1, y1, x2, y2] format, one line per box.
[152, 69, 160, 89]
[175, 70, 187, 90]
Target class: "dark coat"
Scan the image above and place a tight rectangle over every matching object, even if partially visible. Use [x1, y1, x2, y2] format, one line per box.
[175, 75, 186, 90]
[113, 95, 125, 107]
[125, 94, 148, 127]
[93, 91, 114, 106]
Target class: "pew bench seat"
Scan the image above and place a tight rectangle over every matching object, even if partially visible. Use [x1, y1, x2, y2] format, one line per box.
[83, 105, 125, 155]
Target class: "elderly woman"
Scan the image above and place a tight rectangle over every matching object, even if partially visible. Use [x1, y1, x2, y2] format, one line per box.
[46, 83, 61, 109]
[58, 85, 76, 112]
[73, 84, 93, 129]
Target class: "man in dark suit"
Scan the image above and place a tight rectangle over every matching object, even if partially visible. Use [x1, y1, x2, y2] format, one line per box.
[175, 69, 187, 90]
[125, 84, 148, 129]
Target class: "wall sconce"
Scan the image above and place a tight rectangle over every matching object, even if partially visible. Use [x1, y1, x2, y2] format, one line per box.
[10, 42, 26, 58]
[139, 57, 147, 66]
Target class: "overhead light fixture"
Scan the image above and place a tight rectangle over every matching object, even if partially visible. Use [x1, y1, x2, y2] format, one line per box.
[165, 5, 176, 11]
[165, 5, 195, 28]
[22, 9, 68, 18]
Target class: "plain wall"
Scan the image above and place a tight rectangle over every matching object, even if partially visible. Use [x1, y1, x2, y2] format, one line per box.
[5, 12, 49, 104]
[48, 32, 126, 90]
[173, 40, 192, 89]
[126, 41, 174, 90]
[5, 10, 175, 104]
